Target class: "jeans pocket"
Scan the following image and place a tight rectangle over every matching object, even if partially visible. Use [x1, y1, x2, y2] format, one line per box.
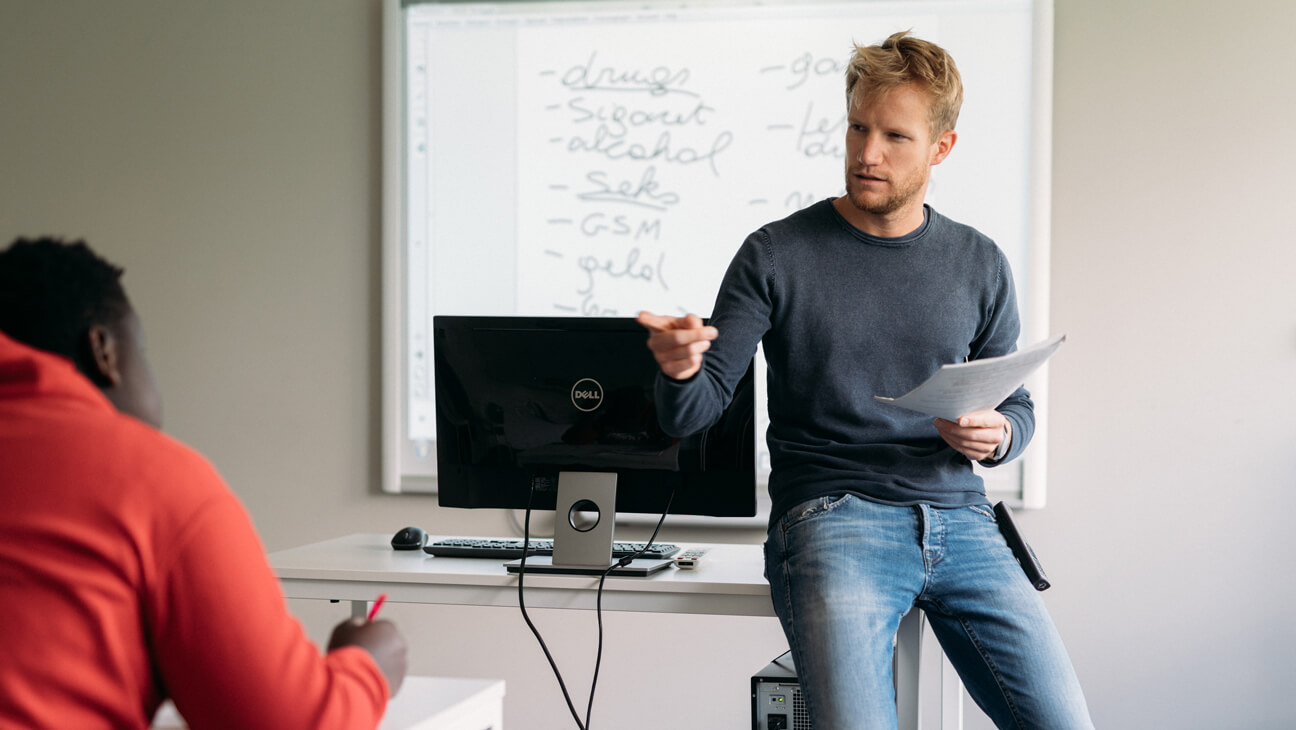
[966, 503, 996, 521]
[782, 493, 854, 530]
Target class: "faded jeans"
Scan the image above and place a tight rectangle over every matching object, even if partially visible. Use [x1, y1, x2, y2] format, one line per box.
[765, 494, 1093, 729]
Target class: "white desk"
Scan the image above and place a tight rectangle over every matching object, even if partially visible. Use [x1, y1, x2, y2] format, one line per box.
[269, 534, 958, 730]
[382, 676, 504, 730]
[271, 533, 774, 618]
[152, 676, 505, 730]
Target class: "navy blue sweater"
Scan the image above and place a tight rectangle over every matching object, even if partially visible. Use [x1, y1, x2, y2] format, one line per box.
[655, 200, 1033, 524]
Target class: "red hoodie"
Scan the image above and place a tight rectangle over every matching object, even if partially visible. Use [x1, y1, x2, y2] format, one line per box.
[0, 333, 387, 729]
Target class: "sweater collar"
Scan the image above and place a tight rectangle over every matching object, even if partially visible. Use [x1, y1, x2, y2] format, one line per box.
[0, 331, 115, 413]
[827, 200, 934, 247]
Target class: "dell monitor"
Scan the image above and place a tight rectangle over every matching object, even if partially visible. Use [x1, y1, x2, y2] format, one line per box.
[434, 315, 755, 574]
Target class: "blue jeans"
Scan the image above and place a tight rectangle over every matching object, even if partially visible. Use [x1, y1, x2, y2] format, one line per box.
[765, 495, 1093, 730]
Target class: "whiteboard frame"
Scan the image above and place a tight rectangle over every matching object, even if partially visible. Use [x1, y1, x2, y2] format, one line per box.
[382, 0, 405, 493]
[381, 0, 1055, 511]
[1020, 0, 1053, 509]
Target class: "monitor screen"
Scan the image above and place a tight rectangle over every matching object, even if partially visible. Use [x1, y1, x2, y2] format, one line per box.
[434, 315, 756, 519]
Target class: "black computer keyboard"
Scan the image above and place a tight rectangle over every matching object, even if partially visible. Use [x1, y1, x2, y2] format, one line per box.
[423, 537, 680, 560]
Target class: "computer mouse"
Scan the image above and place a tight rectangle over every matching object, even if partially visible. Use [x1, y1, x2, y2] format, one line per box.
[390, 526, 429, 551]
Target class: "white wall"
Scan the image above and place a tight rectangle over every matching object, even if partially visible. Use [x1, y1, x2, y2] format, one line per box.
[2, 1, 1293, 728]
[1035, 1, 1296, 726]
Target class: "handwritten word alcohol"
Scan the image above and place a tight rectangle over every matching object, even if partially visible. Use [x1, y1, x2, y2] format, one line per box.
[562, 52, 695, 97]
[578, 167, 680, 211]
[567, 127, 734, 176]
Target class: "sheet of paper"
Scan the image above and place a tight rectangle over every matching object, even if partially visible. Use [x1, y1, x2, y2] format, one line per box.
[874, 334, 1066, 421]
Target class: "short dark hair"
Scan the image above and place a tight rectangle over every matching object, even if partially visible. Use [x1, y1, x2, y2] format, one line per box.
[0, 237, 132, 377]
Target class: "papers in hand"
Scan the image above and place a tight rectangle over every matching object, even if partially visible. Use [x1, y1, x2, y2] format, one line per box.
[874, 334, 1066, 421]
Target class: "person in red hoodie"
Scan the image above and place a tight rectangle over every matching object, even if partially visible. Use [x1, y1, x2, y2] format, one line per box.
[0, 237, 407, 729]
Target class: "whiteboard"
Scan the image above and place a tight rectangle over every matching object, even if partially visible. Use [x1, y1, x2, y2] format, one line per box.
[382, 0, 1054, 509]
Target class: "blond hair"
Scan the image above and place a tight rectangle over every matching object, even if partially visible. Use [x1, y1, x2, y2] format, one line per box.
[845, 31, 963, 139]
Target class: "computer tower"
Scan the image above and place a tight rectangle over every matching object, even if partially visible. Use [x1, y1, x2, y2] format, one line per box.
[751, 651, 811, 730]
[752, 611, 928, 729]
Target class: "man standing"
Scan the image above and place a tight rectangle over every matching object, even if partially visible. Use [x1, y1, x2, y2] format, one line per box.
[0, 237, 407, 729]
[639, 32, 1092, 729]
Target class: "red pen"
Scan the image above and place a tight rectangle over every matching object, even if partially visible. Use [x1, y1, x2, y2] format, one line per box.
[366, 593, 388, 622]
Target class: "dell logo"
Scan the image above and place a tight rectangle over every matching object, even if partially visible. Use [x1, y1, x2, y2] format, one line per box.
[571, 378, 604, 412]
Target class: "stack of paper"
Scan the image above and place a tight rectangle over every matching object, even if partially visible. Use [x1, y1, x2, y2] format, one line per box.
[874, 334, 1066, 421]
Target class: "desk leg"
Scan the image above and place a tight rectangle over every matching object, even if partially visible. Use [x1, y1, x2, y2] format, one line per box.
[894, 610, 922, 730]
[895, 610, 965, 730]
[940, 654, 964, 730]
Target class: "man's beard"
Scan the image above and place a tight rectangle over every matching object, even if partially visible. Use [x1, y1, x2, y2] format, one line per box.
[842, 167, 927, 217]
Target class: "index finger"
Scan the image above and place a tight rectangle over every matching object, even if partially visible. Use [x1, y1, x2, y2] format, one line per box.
[953, 409, 1005, 429]
[636, 311, 677, 333]
[636, 311, 709, 334]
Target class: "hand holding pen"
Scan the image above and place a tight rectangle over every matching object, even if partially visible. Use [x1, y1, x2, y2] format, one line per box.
[327, 593, 407, 694]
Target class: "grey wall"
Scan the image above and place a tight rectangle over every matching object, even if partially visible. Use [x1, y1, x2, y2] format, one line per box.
[2, 1, 1293, 728]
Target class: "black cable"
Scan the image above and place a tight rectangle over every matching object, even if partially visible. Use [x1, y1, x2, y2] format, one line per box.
[515, 480, 678, 730]
[517, 484, 588, 730]
[583, 484, 675, 729]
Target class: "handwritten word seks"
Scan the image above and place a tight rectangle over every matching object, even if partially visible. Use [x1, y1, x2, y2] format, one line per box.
[579, 167, 680, 211]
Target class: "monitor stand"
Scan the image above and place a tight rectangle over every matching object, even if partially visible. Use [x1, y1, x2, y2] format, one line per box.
[504, 471, 671, 577]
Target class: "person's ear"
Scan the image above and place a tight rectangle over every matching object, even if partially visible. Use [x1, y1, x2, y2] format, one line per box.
[87, 324, 123, 388]
[929, 129, 957, 166]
